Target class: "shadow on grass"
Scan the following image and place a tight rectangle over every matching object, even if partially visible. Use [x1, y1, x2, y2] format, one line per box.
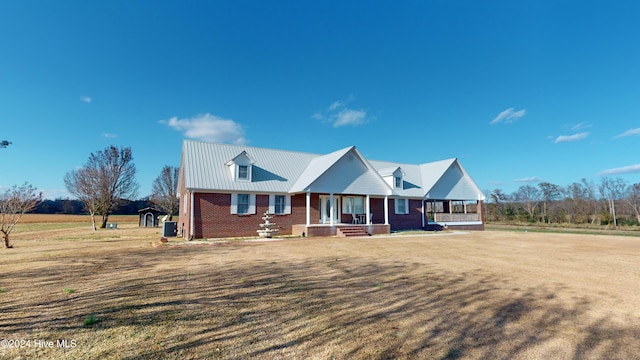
[1, 244, 639, 359]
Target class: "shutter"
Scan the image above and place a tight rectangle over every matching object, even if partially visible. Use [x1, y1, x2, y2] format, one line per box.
[268, 194, 275, 214]
[230, 193, 238, 214]
[284, 195, 291, 214]
[404, 199, 409, 214]
[249, 194, 256, 214]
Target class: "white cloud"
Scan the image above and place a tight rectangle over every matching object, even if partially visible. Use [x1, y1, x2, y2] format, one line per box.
[490, 107, 526, 125]
[554, 132, 589, 143]
[80, 96, 92, 103]
[314, 97, 368, 128]
[514, 176, 542, 183]
[598, 164, 640, 176]
[614, 128, 640, 138]
[161, 113, 246, 144]
[102, 133, 117, 138]
[570, 122, 591, 131]
[334, 109, 367, 127]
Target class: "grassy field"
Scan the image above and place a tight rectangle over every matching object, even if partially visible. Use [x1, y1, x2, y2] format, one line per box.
[1, 223, 639, 359]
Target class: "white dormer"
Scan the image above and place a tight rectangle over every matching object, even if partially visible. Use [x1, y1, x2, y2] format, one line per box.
[379, 166, 404, 190]
[226, 151, 254, 182]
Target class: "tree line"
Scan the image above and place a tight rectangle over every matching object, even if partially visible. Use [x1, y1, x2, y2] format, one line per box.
[485, 177, 640, 227]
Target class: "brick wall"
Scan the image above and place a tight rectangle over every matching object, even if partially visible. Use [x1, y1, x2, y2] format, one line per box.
[388, 199, 425, 231]
[189, 192, 319, 239]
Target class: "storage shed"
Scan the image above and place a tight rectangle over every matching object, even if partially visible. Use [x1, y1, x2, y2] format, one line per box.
[138, 207, 161, 227]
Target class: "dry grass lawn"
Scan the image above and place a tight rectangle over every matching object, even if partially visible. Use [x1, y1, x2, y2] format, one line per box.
[1, 218, 640, 359]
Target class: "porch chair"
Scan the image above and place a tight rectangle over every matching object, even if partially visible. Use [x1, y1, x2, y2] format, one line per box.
[351, 213, 360, 224]
[369, 213, 374, 224]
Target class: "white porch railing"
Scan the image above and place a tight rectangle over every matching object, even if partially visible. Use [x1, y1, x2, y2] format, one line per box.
[434, 213, 480, 222]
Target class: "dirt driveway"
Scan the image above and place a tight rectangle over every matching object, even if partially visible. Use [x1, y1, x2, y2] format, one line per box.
[1, 228, 639, 359]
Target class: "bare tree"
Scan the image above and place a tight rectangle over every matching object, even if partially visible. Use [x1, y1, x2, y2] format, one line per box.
[0, 140, 11, 148]
[513, 185, 541, 221]
[0, 183, 42, 248]
[599, 177, 627, 228]
[539, 182, 562, 223]
[625, 183, 640, 224]
[64, 166, 101, 230]
[150, 165, 179, 220]
[64, 145, 139, 229]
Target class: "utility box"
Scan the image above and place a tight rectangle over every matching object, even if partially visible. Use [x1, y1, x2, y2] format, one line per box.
[107, 223, 117, 229]
[162, 221, 178, 237]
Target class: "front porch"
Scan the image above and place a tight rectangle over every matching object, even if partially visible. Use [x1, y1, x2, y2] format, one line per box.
[292, 223, 391, 237]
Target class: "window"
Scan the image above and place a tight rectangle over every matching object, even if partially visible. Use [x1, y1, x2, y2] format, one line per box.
[342, 196, 364, 214]
[395, 198, 408, 214]
[237, 194, 249, 214]
[274, 195, 286, 214]
[268, 194, 291, 215]
[394, 176, 402, 189]
[231, 193, 256, 214]
[238, 165, 249, 180]
[183, 193, 188, 214]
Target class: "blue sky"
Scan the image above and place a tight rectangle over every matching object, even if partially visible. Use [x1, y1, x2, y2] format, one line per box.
[1, 1, 639, 199]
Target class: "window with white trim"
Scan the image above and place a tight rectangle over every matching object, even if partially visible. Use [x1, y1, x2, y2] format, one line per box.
[237, 194, 249, 214]
[394, 176, 402, 188]
[238, 165, 249, 180]
[274, 195, 285, 214]
[183, 193, 187, 214]
[231, 193, 256, 215]
[342, 196, 364, 214]
[269, 194, 291, 214]
[395, 198, 409, 214]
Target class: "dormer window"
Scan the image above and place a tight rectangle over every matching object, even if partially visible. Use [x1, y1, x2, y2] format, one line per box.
[394, 175, 402, 188]
[378, 166, 404, 190]
[226, 151, 254, 182]
[238, 165, 249, 180]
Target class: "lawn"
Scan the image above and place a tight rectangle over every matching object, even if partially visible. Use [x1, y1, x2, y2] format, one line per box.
[1, 224, 639, 359]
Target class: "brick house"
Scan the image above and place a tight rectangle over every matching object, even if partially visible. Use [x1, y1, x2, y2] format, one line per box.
[178, 140, 486, 239]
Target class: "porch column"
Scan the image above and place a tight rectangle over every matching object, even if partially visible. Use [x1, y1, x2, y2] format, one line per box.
[421, 199, 425, 228]
[329, 193, 334, 226]
[365, 194, 370, 225]
[384, 195, 389, 225]
[306, 191, 311, 226]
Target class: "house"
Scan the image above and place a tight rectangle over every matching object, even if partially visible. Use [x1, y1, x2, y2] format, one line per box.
[177, 140, 486, 239]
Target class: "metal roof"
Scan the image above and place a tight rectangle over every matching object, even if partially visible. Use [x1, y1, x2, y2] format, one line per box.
[180, 140, 484, 200]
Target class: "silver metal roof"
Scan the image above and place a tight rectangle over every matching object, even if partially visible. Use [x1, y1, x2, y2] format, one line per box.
[180, 140, 484, 200]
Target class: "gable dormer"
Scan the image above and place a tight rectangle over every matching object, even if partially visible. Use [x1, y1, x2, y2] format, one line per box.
[379, 167, 404, 189]
[226, 151, 254, 182]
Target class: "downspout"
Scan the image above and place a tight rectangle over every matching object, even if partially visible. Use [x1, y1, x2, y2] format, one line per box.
[421, 198, 425, 228]
[189, 191, 195, 240]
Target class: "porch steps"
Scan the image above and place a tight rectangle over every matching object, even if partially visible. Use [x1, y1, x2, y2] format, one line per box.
[337, 227, 369, 237]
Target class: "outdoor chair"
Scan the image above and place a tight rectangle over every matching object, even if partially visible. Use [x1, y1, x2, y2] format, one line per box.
[351, 213, 360, 224]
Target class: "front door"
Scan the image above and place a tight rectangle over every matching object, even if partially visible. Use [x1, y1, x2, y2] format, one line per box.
[319, 195, 340, 224]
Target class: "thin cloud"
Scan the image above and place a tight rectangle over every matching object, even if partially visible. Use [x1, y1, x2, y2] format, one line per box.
[570, 122, 591, 131]
[102, 133, 117, 138]
[490, 107, 526, 125]
[514, 176, 542, 183]
[554, 132, 589, 143]
[161, 113, 246, 144]
[80, 96, 92, 103]
[598, 164, 640, 176]
[614, 128, 640, 138]
[314, 97, 368, 127]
